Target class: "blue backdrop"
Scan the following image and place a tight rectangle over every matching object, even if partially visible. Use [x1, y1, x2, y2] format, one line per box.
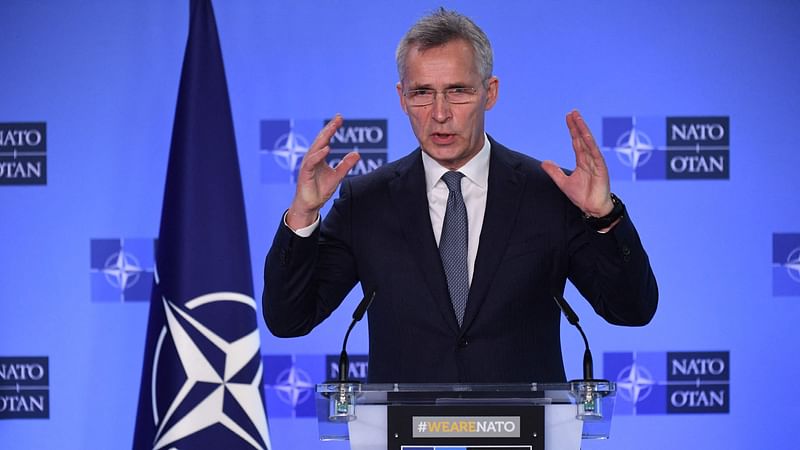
[1, 1, 799, 449]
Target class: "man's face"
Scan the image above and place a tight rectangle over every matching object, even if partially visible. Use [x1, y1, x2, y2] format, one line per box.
[397, 39, 498, 170]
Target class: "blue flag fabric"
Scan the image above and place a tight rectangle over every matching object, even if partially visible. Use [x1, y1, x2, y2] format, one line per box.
[132, 1, 270, 449]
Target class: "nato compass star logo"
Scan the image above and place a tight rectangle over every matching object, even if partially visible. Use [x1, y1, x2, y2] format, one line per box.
[613, 121, 654, 171]
[603, 351, 667, 414]
[615, 361, 656, 411]
[783, 248, 800, 283]
[104, 249, 142, 288]
[148, 291, 270, 450]
[773, 234, 800, 295]
[90, 238, 155, 302]
[602, 116, 667, 181]
[273, 364, 315, 410]
[260, 119, 319, 184]
[270, 128, 309, 173]
[262, 354, 322, 418]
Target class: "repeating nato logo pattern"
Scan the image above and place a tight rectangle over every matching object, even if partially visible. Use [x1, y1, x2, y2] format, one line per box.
[0, 357, 49, 419]
[0, 122, 47, 185]
[262, 355, 323, 418]
[772, 233, 800, 296]
[602, 116, 729, 181]
[261, 354, 368, 418]
[604, 351, 730, 415]
[90, 238, 156, 302]
[260, 118, 387, 184]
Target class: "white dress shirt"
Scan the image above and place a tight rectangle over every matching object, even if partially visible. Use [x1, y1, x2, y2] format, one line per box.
[288, 134, 492, 286]
[421, 134, 490, 285]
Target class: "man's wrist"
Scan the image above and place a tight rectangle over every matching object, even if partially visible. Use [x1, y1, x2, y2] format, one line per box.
[588, 197, 615, 217]
[285, 207, 319, 231]
[283, 209, 320, 238]
[583, 193, 625, 231]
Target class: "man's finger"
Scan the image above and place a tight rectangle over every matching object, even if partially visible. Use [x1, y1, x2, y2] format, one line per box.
[567, 112, 593, 170]
[568, 110, 609, 176]
[572, 111, 601, 154]
[300, 144, 331, 171]
[566, 111, 581, 142]
[309, 114, 344, 154]
[571, 113, 610, 176]
[333, 151, 361, 179]
[572, 134, 592, 169]
[570, 111, 594, 152]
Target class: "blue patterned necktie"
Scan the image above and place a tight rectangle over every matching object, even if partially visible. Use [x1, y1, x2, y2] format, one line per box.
[439, 171, 469, 327]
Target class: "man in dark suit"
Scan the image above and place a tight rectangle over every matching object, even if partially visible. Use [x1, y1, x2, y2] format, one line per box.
[263, 9, 657, 383]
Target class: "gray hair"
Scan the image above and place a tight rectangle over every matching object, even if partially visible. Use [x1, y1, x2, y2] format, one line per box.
[396, 8, 493, 83]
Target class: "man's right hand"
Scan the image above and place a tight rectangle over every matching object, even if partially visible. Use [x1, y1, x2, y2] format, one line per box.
[286, 114, 361, 230]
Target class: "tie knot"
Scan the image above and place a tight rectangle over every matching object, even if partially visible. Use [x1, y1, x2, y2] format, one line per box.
[441, 171, 465, 193]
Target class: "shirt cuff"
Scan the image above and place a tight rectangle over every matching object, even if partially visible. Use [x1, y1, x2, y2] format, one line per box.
[283, 210, 320, 237]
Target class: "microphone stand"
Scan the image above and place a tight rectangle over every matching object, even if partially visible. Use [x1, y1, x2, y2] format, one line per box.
[553, 293, 614, 421]
[326, 290, 376, 422]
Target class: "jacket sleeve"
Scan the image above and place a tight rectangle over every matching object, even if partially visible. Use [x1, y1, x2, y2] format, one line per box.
[566, 205, 659, 326]
[262, 180, 359, 337]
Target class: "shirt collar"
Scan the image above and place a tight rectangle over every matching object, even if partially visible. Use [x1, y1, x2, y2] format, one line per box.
[422, 133, 491, 193]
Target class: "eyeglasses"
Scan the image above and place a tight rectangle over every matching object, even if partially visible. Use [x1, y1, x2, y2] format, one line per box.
[403, 87, 479, 106]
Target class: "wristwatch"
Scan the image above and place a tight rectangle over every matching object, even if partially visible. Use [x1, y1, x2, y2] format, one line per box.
[583, 193, 625, 231]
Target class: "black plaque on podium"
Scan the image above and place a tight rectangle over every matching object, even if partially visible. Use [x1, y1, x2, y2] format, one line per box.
[387, 404, 544, 450]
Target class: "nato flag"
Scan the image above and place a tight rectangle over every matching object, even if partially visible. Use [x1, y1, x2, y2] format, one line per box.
[132, 0, 271, 449]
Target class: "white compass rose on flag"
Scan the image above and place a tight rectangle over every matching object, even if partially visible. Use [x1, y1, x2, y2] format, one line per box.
[149, 291, 271, 450]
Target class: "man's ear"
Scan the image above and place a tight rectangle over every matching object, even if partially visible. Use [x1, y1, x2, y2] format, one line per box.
[397, 81, 408, 114]
[484, 76, 499, 111]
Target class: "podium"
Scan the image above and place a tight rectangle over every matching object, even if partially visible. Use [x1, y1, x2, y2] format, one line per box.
[315, 381, 616, 450]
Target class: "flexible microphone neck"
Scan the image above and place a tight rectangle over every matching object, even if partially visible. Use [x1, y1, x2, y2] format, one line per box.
[339, 321, 357, 382]
[574, 322, 594, 380]
[340, 321, 358, 357]
[338, 290, 376, 382]
[553, 293, 595, 380]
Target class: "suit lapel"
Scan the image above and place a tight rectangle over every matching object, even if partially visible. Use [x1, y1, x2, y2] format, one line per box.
[389, 150, 461, 334]
[461, 140, 527, 332]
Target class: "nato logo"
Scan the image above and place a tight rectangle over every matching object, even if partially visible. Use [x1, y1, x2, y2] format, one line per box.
[602, 116, 729, 181]
[262, 354, 324, 418]
[325, 354, 369, 382]
[0, 357, 49, 419]
[604, 351, 729, 414]
[0, 122, 47, 185]
[90, 238, 156, 302]
[773, 233, 800, 296]
[147, 292, 269, 449]
[260, 119, 387, 184]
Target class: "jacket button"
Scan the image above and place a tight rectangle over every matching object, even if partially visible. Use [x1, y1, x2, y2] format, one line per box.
[279, 249, 289, 265]
[458, 338, 469, 348]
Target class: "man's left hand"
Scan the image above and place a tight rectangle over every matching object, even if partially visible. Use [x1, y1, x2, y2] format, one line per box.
[542, 110, 614, 217]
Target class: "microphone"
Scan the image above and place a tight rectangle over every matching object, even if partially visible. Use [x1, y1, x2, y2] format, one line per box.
[553, 292, 596, 381]
[337, 290, 376, 382]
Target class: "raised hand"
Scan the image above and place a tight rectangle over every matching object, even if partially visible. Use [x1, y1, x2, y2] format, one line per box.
[286, 114, 361, 230]
[541, 110, 614, 218]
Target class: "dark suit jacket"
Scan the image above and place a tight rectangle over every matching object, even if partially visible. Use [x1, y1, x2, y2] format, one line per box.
[263, 137, 658, 383]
